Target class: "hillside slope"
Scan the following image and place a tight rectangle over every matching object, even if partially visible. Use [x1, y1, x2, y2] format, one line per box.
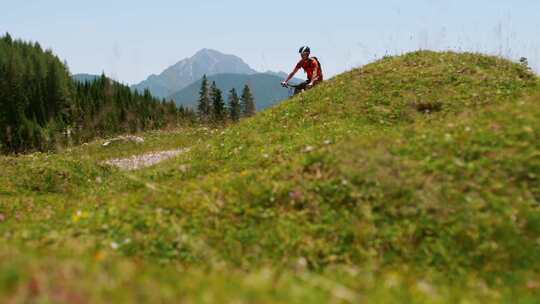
[169, 73, 302, 110]
[1, 51, 539, 303]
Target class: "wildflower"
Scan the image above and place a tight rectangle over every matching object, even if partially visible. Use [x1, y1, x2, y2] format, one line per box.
[71, 210, 87, 223]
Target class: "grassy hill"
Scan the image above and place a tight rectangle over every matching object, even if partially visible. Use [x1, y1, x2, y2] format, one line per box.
[1, 51, 539, 303]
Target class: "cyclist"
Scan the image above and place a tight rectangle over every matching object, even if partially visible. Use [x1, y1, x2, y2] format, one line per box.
[281, 46, 323, 94]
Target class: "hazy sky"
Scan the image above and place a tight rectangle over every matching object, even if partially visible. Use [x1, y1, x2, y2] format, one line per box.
[2, 0, 539, 84]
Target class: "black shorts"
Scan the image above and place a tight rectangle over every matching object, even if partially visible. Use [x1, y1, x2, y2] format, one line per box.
[294, 79, 322, 95]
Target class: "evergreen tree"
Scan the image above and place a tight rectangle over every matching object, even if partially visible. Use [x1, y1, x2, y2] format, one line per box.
[197, 75, 211, 121]
[210, 81, 225, 122]
[240, 84, 256, 117]
[227, 88, 241, 122]
[4, 32, 12, 45]
[45, 59, 69, 123]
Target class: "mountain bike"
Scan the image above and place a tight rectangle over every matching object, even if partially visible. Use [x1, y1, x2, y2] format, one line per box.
[281, 81, 308, 96]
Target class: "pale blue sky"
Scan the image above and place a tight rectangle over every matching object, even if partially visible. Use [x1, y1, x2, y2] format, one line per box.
[2, 0, 539, 84]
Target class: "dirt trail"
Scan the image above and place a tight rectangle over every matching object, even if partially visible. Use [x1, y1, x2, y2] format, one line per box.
[104, 149, 189, 171]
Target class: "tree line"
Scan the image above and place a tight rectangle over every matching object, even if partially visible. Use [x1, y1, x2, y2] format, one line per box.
[197, 75, 256, 123]
[0, 33, 195, 154]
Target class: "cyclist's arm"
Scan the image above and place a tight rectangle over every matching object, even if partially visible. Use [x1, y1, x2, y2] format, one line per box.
[284, 61, 302, 83]
[284, 67, 300, 83]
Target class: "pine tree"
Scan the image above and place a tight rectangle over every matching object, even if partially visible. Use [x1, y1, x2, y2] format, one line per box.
[210, 81, 225, 123]
[240, 84, 256, 117]
[197, 75, 211, 121]
[227, 88, 241, 122]
[4, 32, 12, 45]
[4, 51, 27, 151]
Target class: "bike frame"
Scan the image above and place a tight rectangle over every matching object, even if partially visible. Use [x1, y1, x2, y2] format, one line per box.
[282, 81, 308, 96]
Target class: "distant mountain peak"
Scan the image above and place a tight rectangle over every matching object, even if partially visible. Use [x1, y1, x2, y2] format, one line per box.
[191, 49, 216, 60]
[131, 49, 257, 98]
[194, 48, 221, 56]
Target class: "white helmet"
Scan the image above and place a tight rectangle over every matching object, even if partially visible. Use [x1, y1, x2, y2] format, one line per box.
[299, 46, 311, 54]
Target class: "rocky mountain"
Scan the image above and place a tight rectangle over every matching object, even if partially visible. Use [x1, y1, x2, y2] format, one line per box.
[131, 49, 257, 98]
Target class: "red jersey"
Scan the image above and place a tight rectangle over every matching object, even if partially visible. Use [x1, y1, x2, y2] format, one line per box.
[295, 57, 323, 81]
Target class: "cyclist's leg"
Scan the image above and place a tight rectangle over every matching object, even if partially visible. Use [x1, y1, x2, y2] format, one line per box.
[305, 79, 322, 91]
[294, 81, 309, 95]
